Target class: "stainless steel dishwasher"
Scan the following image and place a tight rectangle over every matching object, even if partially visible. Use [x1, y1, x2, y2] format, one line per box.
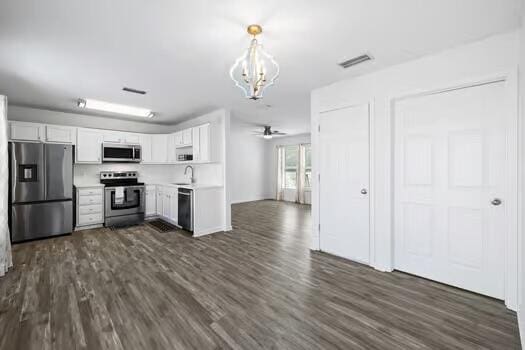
[178, 188, 193, 232]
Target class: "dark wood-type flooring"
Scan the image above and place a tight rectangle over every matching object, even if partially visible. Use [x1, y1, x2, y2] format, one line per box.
[0, 200, 520, 349]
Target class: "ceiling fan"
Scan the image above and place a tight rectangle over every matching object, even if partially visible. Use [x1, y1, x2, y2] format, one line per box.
[252, 126, 286, 139]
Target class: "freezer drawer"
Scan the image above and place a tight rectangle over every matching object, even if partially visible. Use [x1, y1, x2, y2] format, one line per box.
[11, 201, 73, 243]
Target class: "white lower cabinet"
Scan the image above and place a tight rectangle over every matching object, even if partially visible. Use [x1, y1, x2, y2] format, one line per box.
[162, 187, 171, 219]
[169, 188, 178, 224]
[145, 185, 156, 216]
[76, 186, 104, 229]
[149, 185, 178, 224]
[156, 187, 164, 216]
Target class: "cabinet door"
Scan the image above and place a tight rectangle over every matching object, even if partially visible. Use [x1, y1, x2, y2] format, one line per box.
[170, 190, 178, 224]
[182, 129, 192, 146]
[9, 122, 43, 141]
[45, 125, 74, 144]
[199, 124, 210, 162]
[162, 190, 171, 219]
[192, 127, 200, 161]
[145, 187, 156, 216]
[76, 128, 103, 163]
[139, 134, 152, 163]
[167, 134, 176, 163]
[103, 131, 123, 143]
[151, 135, 168, 163]
[156, 189, 164, 216]
[124, 133, 140, 144]
[174, 132, 183, 147]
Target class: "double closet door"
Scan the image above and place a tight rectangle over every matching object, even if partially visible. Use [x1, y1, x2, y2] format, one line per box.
[394, 81, 510, 299]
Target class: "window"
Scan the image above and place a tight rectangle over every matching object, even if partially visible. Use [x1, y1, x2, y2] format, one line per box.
[284, 145, 299, 189]
[304, 144, 311, 189]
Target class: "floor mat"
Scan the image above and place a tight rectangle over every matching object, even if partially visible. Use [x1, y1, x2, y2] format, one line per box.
[147, 219, 178, 233]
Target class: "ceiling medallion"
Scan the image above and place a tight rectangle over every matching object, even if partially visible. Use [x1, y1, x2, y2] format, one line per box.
[230, 24, 279, 100]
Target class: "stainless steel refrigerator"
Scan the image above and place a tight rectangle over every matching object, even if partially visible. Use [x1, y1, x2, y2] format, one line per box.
[9, 142, 73, 242]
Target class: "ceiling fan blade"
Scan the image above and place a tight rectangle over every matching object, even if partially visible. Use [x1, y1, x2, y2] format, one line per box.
[272, 131, 287, 135]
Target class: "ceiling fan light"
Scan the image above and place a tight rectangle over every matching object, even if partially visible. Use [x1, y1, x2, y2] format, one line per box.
[263, 134, 273, 140]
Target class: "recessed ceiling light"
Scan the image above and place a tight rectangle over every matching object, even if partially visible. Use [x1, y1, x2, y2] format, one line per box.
[77, 98, 154, 118]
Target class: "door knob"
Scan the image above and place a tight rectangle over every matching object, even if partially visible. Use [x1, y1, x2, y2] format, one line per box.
[491, 198, 502, 206]
[361, 189, 368, 195]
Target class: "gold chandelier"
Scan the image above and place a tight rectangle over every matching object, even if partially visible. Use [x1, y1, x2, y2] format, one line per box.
[230, 24, 280, 100]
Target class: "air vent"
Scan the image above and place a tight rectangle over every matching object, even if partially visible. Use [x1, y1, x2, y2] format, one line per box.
[122, 87, 147, 95]
[338, 54, 373, 69]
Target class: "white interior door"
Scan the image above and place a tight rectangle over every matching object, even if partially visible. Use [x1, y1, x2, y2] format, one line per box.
[394, 81, 509, 299]
[319, 104, 370, 264]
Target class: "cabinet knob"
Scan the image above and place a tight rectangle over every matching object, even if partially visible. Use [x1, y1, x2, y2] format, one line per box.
[361, 189, 368, 195]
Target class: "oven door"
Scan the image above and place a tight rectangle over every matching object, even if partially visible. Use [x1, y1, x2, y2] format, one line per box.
[104, 186, 145, 217]
[102, 143, 140, 163]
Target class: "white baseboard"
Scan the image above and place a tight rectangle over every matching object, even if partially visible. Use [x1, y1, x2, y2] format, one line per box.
[194, 225, 227, 237]
[230, 197, 272, 204]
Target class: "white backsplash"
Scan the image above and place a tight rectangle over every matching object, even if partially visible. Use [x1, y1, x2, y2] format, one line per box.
[74, 163, 223, 186]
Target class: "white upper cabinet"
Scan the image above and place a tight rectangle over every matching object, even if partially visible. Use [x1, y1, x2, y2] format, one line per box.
[103, 131, 140, 144]
[174, 128, 193, 148]
[123, 133, 140, 144]
[182, 129, 192, 146]
[192, 123, 210, 162]
[45, 125, 75, 144]
[76, 128, 104, 163]
[9, 121, 44, 142]
[151, 134, 168, 163]
[174, 131, 183, 147]
[102, 131, 122, 143]
[167, 134, 177, 163]
[139, 134, 153, 163]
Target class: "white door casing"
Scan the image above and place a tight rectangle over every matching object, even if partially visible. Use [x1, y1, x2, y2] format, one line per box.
[393, 80, 512, 300]
[319, 103, 370, 264]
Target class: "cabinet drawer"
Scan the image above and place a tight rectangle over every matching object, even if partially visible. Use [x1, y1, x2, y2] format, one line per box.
[78, 195, 102, 206]
[79, 204, 102, 215]
[78, 213, 103, 226]
[78, 188, 103, 196]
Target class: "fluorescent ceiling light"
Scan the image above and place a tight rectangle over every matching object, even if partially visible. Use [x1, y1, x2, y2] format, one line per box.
[77, 98, 154, 118]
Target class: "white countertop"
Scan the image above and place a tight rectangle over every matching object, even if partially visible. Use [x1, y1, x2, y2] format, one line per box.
[74, 183, 105, 188]
[148, 183, 223, 190]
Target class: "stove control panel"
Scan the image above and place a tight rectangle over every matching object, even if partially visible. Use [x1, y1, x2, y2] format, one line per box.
[100, 171, 138, 180]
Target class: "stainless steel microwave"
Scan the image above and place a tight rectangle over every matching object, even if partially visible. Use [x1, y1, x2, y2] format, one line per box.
[102, 143, 141, 163]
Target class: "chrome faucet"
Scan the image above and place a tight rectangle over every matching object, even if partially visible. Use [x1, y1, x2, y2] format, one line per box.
[184, 165, 195, 184]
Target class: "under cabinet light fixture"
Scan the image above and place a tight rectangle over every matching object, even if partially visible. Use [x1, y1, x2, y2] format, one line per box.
[77, 98, 154, 118]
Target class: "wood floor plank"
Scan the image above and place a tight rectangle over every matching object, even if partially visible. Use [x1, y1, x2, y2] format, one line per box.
[0, 200, 520, 349]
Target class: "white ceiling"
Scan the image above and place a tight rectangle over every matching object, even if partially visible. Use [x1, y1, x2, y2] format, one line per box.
[0, 0, 521, 134]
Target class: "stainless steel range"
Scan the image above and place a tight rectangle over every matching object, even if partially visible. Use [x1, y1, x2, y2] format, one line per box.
[100, 171, 145, 227]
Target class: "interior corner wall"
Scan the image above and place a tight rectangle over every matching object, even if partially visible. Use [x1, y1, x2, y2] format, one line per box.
[229, 117, 272, 204]
[518, 3, 525, 343]
[311, 31, 519, 279]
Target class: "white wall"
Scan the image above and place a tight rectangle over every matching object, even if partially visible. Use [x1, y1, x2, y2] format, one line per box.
[312, 31, 519, 309]
[266, 133, 311, 202]
[518, 3, 525, 342]
[229, 118, 272, 204]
